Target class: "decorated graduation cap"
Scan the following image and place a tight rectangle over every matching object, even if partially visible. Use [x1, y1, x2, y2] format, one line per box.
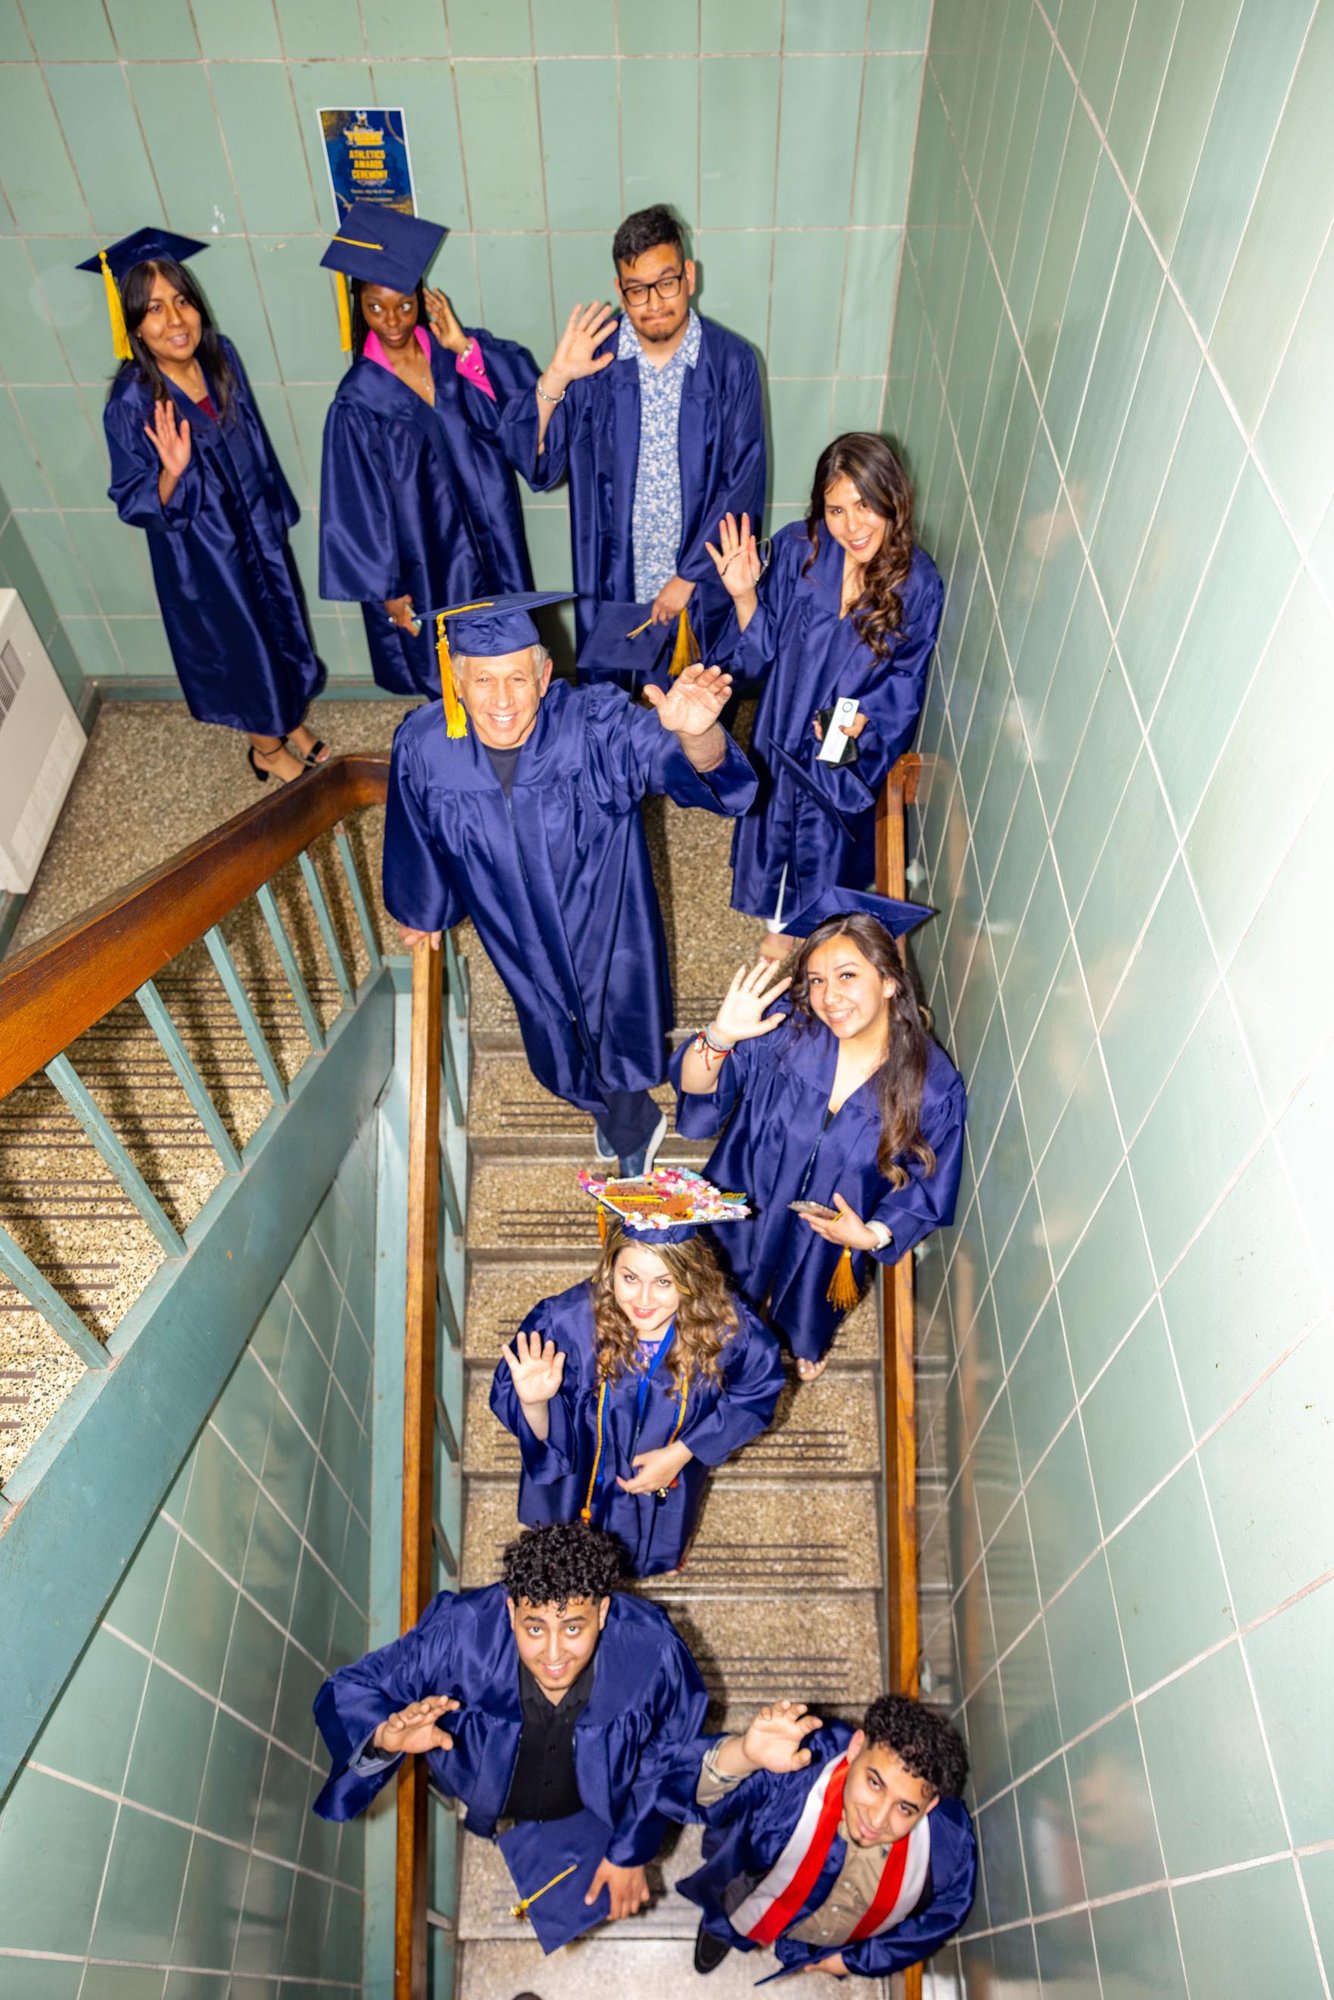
[320, 200, 446, 353]
[76, 228, 208, 363]
[497, 1808, 613, 1952]
[427, 590, 574, 740]
[578, 1165, 750, 1247]
[780, 885, 935, 940]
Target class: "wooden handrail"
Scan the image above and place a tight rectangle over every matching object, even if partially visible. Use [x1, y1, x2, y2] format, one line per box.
[876, 752, 923, 2000]
[0, 753, 389, 1100]
[396, 940, 443, 2000]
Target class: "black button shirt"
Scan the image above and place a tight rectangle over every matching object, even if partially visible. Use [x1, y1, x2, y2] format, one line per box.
[501, 1661, 594, 1822]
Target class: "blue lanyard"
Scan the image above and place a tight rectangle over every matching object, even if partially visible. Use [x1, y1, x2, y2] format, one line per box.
[595, 1320, 677, 1493]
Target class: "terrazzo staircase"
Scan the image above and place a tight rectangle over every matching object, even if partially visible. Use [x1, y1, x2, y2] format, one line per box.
[452, 794, 893, 1998]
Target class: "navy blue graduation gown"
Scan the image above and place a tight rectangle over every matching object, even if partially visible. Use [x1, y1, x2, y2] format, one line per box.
[383, 681, 757, 1111]
[104, 338, 324, 734]
[659, 1721, 977, 1978]
[312, 1582, 707, 1867]
[717, 524, 943, 918]
[319, 327, 537, 696]
[501, 314, 765, 667]
[671, 1016, 965, 1363]
[489, 1279, 785, 1577]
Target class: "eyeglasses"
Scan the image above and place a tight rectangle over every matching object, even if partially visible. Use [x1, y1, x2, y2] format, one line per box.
[619, 268, 686, 306]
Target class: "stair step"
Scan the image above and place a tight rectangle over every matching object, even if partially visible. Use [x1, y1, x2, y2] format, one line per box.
[461, 1475, 882, 1593]
[455, 1934, 861, 1997]
[465, 1056, 697, 1159]
[462, 1366, 883, 1479]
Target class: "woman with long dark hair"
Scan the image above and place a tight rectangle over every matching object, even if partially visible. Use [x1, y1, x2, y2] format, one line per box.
[490, 1188, 784, 1578]
[671, 894, 965, 1380]
[707, 433, 943, 958]
[89, 229, 327, 783]
[318, 203, 539, 697]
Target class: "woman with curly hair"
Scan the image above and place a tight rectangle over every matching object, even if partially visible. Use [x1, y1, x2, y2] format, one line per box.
[490, 1205, 784, 1577]
[707, 434, 943, 959]
[672, 893, 965, 1381]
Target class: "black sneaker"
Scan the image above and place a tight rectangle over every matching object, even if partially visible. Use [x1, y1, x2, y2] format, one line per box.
[693, 1920, 733, 1974]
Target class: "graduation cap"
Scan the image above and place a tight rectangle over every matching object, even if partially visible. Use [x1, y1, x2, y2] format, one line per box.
[764, 739, 862, 843]
[576, 601, 675, 691]
[578, 1166, 750, 1247]
[426, 591, 574, 740]
[76, 228, 208, 363]
[779, 886, 935, 940]
[320, 200, 446, 352]
[496, 1808, 613, 1953]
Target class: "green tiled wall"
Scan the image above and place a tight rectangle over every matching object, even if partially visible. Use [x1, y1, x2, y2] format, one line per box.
[0, 1119, 378, 1995]
[894, 3, 1334, 1996]
[0, 0, 928, 693]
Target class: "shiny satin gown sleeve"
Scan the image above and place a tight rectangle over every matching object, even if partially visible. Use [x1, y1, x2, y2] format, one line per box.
[104, 387, 206, 530]
[311, 1590, 456, 1820]
[488, 1288, 587, 1483]
[674, 340, 766, 594]
[382, 714, 466, 935]
[604, 697, 758, 817]
[678, 1302, 784, 1468]
[607, 1614, 711, 1867]
[318, 393, 402, 604]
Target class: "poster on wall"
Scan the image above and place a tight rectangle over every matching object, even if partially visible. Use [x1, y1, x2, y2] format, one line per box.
[318, 108, 415, 220]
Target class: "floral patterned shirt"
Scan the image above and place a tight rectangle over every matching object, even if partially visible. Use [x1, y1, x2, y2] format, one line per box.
[618, 308, 703, 601]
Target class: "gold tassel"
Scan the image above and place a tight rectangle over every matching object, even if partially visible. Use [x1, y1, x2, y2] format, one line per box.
[335, 273, 353, 354]
[826, 1246, 859, 1313]
[668, 606, 701, 678]
[596, 1204, 608, 1246]
[436, 615, 468, 738]
[512, 1862, 577, 1919]
[99, 250, 132, 362]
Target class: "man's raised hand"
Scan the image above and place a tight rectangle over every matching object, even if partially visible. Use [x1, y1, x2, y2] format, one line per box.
[372, 1695, 460, 1757]
[500, 1329, 566, 1407]
[740, 1700, 823, 1774]
[643, 661, 732, 736]
[545, 301, 618, 392]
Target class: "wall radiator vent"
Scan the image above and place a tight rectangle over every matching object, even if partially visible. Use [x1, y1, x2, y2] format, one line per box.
[0, 590, 86, 894]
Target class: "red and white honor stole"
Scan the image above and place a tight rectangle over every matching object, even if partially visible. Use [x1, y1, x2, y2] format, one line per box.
[730, 1755, 933, 1947]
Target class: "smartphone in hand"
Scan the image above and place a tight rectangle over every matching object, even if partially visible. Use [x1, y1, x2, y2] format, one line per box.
[789, 1199, 838, 1219]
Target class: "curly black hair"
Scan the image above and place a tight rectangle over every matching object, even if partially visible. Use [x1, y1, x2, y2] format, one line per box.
[501, 1521, 623, 1611]
[862, 1695, 968, 1798]
[612, 203, 686, 269]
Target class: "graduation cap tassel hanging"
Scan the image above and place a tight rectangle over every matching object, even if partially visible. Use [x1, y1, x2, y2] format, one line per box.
[511, 1863, 577, 1922]
[335, 273, 354, 354]
[98, 250, 134, 362]
[668, 605, 701, 678]
[826, 1245, 860, 1313]
[435, 614, 468, 738]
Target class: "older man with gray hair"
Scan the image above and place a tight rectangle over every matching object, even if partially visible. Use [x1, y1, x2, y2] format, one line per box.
[383, 592, 756, 1174]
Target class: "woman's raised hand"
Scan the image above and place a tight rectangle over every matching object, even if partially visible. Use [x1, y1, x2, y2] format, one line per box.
[424, 286, 467, 355]
[712, 958, 793, 1045]
[144, 398, 191, 480]
[705, 513, 763, 600]
[501, 1329, 566, 1406]
[546, 302, 618, 390]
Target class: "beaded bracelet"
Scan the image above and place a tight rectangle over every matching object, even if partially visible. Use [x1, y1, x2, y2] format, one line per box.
[692, 1029, 731, 1070]
[535, 379, 566, 404]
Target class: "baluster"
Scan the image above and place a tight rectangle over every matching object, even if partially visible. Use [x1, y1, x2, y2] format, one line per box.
[135, 979, 243, 1174]
[45, 1053, 185, 1259]
[443, 929, 469, 1018]
[297, 851, 353, 1008]
[434, 1389, 460, 1466]
[203, 926, 288, 1106]
[439, 1026, 464, 1126]
[0, 1223, 108, 1369]
[254, 883, 327, 1054]
[332, 824, 383, 974]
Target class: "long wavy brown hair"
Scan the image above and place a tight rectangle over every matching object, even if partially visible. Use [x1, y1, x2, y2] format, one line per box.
[789, 913, 936, 1186]
[592, 1223, 740, 1395]
[804, 433, 916, 665]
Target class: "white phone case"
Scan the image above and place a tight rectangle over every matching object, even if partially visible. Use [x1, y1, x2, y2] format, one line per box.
[817, 694, 860, 764]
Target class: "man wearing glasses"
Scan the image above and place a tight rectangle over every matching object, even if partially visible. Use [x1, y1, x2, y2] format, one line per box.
[504, 205, 766, 676]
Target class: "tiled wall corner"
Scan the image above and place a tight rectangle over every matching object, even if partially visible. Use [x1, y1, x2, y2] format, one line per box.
[897, 2, 1334, 1996]
[0, 1115, 379, 1993]
[0, 0, 930, 696]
